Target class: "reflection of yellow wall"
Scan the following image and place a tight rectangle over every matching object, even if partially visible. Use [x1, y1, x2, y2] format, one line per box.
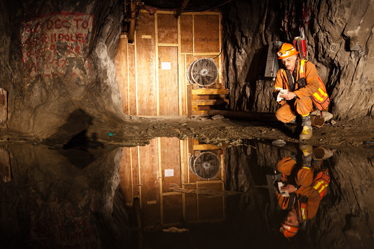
[119, 137, 225, 228]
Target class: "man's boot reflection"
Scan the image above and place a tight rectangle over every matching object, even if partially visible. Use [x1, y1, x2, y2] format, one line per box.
[275, 145, 331, 240]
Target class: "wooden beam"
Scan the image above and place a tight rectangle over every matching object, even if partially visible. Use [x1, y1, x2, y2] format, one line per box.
[178, 16, 182, 116]
[192, 110, 208, 115]
[158, 43, 179, 47]
[187, 84, 192, 118]
[158, 137, 163, 225]
[193, 144, 220, 151]
[163, 192, 182, 196]
[192, 89, 229, 95]
[155, 13, 159, 116]
[192, 52, 221, 56]
[192, 99, 229, 105]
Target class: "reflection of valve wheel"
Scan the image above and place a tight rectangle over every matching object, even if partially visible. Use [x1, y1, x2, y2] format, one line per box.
[186, 58, 218, 87]
[189, 152, 220, 180]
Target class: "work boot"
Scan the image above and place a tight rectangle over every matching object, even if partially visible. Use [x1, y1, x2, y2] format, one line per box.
[299, 115, 312, 140]
[300, 144, 313, 168]
[289, 116, 296, 124]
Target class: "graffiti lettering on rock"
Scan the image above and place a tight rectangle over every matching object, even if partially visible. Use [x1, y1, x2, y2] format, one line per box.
[20, 12, 94, 78]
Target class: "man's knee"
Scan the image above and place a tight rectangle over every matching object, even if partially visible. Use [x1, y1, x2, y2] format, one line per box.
[295, 97, 314, 115]
[276, 106, 295, 123]
[276, 157, 296, 176]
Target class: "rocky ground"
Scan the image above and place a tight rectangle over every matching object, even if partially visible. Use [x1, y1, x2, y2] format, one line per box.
[1, 114, 373, 157]
[102, 115, 374, 153]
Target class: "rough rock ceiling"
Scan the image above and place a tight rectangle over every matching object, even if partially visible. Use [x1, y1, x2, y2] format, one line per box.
[142, 0, 230, 11]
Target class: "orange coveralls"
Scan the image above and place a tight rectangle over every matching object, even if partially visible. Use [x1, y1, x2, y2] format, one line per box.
[276, 157, 321, 221]
[274, 60, 320, 123]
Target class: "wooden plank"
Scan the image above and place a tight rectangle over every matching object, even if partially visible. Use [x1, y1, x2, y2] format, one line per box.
[180, 140, 185, 186]
[158, 46, 179, 115]
[185, 12, 220, 16]
[181, 139, 187, 220]
[192, 89, 229, 95]
[128, 42, 137, 116]
[192, 105, 215, 111]
[187, 137, 193, 178]
[163, 195, 183, 225]
[158, 43, 179, 47]
[114, 37, 129, 114]
[119, 148, 133, 204]
[139, 139, 160, 226]
[218, 14, 223, 86]
[192, 99, 229, 105]
[157, 13, 178, 44]
[178, 17, 183, 116]
[183, 55, 188, 115]
[193, 144, 220, 151]
[194, 15, 220, 53]
[132, 147, 140, 197]
[180, 15, 193, 53]
[158, 137, 163, 223]
[161, 137, 181, 192]
[192, 95, 222, 100]
[156, 13, 159, 115]
[192, 110, 208, 115]
[163, 192, 182, 196]
[191, 53, 220, 56]
[197, 182, 224, 221]
[187, 84, 192, 118]
[136, 12, 157, 115]
[185, 185, 198, 222]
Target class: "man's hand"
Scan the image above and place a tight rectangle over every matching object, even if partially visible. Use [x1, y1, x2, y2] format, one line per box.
[280, 92, 297, 100]
[281, 184, 297, 193]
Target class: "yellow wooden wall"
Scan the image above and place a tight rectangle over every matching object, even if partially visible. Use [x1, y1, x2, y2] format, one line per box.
[115, 11, 222, 117]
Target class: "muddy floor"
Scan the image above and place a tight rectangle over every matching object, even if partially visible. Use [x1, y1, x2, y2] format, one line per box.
[2, 114, 373, 155]
[107, 115, 374, 153]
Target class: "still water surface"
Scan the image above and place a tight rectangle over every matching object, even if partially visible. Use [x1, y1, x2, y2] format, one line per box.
[1, 138, 374, 249]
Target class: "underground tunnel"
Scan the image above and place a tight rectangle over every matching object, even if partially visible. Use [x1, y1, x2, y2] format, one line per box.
[0, 0, 374, 248]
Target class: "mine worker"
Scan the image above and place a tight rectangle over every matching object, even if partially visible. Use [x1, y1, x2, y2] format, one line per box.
[276, 145, 330, 239]
[274, 43, 329, 140]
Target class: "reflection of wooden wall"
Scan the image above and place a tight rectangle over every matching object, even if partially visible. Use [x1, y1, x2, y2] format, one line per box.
[119, 137, 225, 227]
[115, 11, 222, 116]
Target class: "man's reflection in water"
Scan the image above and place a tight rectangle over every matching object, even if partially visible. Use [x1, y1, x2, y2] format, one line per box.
[274, 145, 331, 240]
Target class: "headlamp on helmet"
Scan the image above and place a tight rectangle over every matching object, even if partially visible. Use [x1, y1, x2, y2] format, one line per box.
[277, 43, 299, 59]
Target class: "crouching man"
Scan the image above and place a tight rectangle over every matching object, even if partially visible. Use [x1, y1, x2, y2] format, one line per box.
[274, 43, 329, 140]
[276, 145, 330, 240]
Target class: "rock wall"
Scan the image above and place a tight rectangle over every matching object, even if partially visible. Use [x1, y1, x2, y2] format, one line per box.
[0, 0, 126, 142]
[221, 0, 374, 120]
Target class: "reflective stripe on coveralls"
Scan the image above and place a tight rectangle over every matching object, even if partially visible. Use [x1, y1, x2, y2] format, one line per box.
[299, 60, 330, 111]
[312, 171, 330, 200]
